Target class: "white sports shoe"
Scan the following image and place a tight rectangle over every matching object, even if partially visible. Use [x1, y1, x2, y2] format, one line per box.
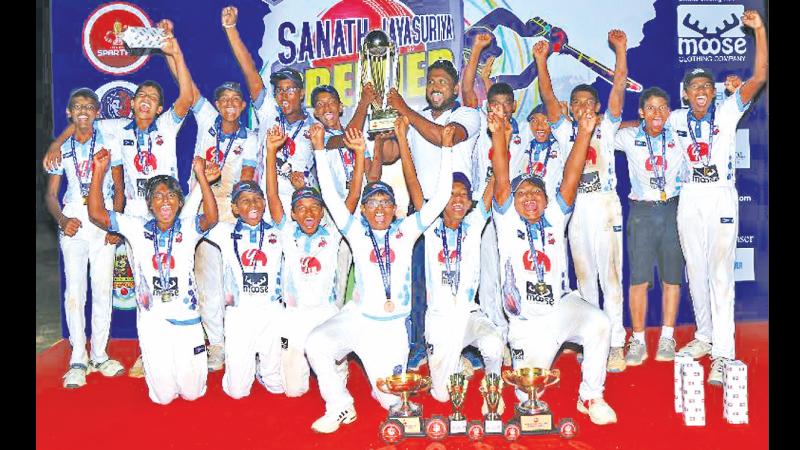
[88, 359, 125, 377]
[678, 339, 712, 359]
[607, 347, 626, 373]
[577, 397, 618, 425]
[128, 355, 145, 378]
[63, 364, 87, 389]
[655, 337, 677, 362]
[207, 344, 225, 372]
[707, 357, 728, 386]
[311, 407, 357, 433]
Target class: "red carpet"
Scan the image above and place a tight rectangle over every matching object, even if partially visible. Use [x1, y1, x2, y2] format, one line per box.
[36, 322, 767, 450]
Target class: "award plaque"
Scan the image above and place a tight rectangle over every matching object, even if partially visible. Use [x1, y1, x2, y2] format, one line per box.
[119, 26, 167, 56]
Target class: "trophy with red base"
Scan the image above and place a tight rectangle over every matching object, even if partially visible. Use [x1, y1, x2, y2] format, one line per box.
[502, 367, 578, 438]
[377, 372, 431, 442]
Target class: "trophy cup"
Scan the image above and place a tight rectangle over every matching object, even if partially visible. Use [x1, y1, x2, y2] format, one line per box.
[119, 26, 168, 56]
[376, 372, 432, 439]
[502, 367, 560, 433]
[356, 29, 400, 138]
[479, 373, 504, 434]
[446, 373, 469, 435]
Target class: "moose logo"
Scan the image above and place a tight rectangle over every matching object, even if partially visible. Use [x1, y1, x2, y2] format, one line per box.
[677, 5, 747, 62]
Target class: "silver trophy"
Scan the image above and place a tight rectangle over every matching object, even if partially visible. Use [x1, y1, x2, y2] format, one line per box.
[120, 26, 167, 56]
[356, 29, 400, 138]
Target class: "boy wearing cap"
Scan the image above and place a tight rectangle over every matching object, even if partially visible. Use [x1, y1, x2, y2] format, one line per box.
[87, 149, 218, 405]
[490, 103, 618, 425]
[396, 115, 504, 409]
[304, 123, 457, 433]
[222, 6, 316, 213]
[540, 30, 630, 373]
[45, 88, 126, 388]
[203, 180, 286, 399]
[264, 123, 366, 397]
[667, 10, 767, 385]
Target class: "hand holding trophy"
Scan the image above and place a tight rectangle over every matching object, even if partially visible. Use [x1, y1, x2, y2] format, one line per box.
[357, 30, 401, 138]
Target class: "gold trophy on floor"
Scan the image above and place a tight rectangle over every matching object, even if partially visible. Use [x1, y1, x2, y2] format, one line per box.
[377, 372, 432, 441]
[446, 372, 469, 435]
[502, 367, 577, 437]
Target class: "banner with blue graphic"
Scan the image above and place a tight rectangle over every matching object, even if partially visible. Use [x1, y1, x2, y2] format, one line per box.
[51, 0, 767, 338]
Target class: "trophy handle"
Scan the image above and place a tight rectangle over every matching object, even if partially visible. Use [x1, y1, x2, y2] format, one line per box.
[535, 369, 561, 398]
[376, 378, 390, 394]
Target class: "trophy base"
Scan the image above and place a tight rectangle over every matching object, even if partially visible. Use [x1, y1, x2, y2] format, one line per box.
[517, 399, 551, 416]
[393, 416, 423, 436]
[424, 416, 448, 440]
[448, 418, 467, 435]
[484, 419, 503, 434]
[519, 412, 553, 433]
[368, 115, 398, 138]
[379, 419, 405, 444]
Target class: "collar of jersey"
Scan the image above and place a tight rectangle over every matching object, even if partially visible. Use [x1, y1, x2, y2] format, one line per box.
[145, 218, 182, 245]
[360, 216, 399, 235]
[293, 220, 330, 240]
[124, 118, 159, 133]
[636, 121, 672, 141]
[528, 135, 555, 151]
[422, 100, 461, 113]
[214, 115, 247, 139]
[688, 104, 715, 124]
[520, 215, 551, 237]
[235, 219, 271, 233]
[436, 217, 471, 239]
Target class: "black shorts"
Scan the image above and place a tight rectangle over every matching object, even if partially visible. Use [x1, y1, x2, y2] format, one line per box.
[626, 197, 685, 287]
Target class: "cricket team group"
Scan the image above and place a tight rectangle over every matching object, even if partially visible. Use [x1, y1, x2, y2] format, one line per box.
[42, 6, 767, 432]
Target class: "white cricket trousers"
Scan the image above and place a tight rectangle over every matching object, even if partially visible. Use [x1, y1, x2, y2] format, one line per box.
[281, 304, 341, 397]
[509, 292, 611, 402]
[568, 191, 625, 347]
[481, 219, 507, 341]
[60, 201, 116, 367]
[137, 310, 207, 405]
[306, 303, 408, 415]
[425, 307, 504, 402]
[677, 185, 738, 360]
[334, 240, 352, 308]
[194, 239, 225, 346]
[222, 301, 285, 399]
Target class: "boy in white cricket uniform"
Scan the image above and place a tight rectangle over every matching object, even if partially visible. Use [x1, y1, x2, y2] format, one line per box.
[667, 10, 767, 385]
[45, 88, 125, 388]
[613, 87, 686, 365]
[305, 126, 456, 433]
[204, 181, 285, 398]
[264, 123, 367, 397]
[87, 150, 218, 405]
[189, 81, 259, 372]
[395, 114, 503, 405]
[547, 31, 629, 372]
[489, 105, 618, 425]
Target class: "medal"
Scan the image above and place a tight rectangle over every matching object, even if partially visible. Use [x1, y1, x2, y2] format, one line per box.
[384, 299, 395, 313]
[535, 282, 548, 295]
[524, 217, 548, 287]
[153, 221, 176, 302]
[213, 118, 238, 169]
[70, 131, 97, 202]
[134, 127, 154, 175]
[528, 138, 553, 177]
[644, 130, 667, 201]
[440, 221, 462, 299]
[367, 225, 393, 314]
[660, 191, 667, 202]
[687, 108, 716, 174]
[161, 293, 172, 302]
[278, 112, 307, 161]
[704, 167, 712, 177]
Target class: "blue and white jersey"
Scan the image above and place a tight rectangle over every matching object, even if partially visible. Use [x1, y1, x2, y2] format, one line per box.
[109, 213, 208, 324]
[551, 111, 621, 194]
[614, 122, 685, 201]
[206, 219, 284, 307]
[278, 214, 342, 309]
[472, 107, 526, 202]
[667, 88, 751, 188]
[321, 127, 373, 200]
[516, 126, 567, 202]
[48, 122, 117, 204]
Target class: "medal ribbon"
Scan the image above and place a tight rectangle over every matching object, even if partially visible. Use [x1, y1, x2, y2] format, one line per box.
[644, 131, 667, 196]
[367, 226, 392, 301]
[152, 222, 176, 294]
[233, 219, 267, 274]
[528, 139, 552, 177]
[523, 218, 547, 283]
[686, 108, 715, 168]
[327, 129, 354, 183]
[134, 128, 153, 175]
[70, 129, 97, 197]
[440, 221, 462, 297]
[278, 113, 306, 161]
[213, 121, 238, 169]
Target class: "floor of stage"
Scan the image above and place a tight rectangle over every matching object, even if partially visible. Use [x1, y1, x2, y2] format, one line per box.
[36, 322, 767, 450]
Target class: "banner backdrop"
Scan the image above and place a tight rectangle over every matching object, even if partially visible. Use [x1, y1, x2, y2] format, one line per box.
[51, 0, 767, 339]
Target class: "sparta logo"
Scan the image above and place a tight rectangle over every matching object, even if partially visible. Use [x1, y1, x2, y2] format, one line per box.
[644, 156, 667, 172]
[175, 232, 183, 243]
[241, 249, 268, 267]
[512, 134, 522, 145]
[268, 233, 278, 244]
[151, 253, 175, 270]
[522, 249, 551, 273]
[369, 248, 396, 264]
[300, 256, 322, 274]
[319, 239, 327, 248]
[437, 249, 459, 264]
[687, 142, 710, 163]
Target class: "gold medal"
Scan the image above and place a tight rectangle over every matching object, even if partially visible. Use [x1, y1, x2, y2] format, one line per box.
[704, 167, 712, 177]
[384, 299, 395, 313]
[82, 196, 88, 205]
[660, 191, 667, 202]
[536, 282, 548, 295]
[162, 293, 172, 302]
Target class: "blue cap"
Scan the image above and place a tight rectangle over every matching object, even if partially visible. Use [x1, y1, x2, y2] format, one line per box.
[311, 84, 340, 105]
[511, 173, 547, 197]
[361, 181, 395, 204]
[214, 81, 244, 101]
[683, 68, 715, 88]
[452, 172, 472, 195]
[231, 181, 264, 202]
[526, 103, 547, 122]
[291, 187, 323, 208]
[270, 67, 304, 88]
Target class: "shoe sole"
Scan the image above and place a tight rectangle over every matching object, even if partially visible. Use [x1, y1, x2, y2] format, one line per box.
[311, 415, 357, 434]
[655, 354, 675, 362]
[576, 403, 617, 425]
[625, 354, 648, 367]
[607, 364, 626, 373]
[88, 368, 125, 377]
[707, 379, 723, 387]
[128, 369, 145, 379]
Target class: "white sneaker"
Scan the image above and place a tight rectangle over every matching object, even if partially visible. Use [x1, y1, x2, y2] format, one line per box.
[63, 364, 87, 389]
[502, 347, 512, 367]
[655, 337, 677, 362]
[207, 344, 225, 372]
[678, 339, 712, 359]
[577, 397, 618, 425]
[311, 407, 357, 433]
[128, 355, 145, 378]
[607, 347, 626, 373]
[707, 357, 728, 386]
[88, 359, 125, 377]
[625, 338, 648, 366]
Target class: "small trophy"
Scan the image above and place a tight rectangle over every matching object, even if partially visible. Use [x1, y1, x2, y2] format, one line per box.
[356, 29, 400, 138]
[479, 373, 504, 434]
[119, 26, 167, 56]
[502, 367, 560, 433]
[447, 373, 468, 434]
[376, 372, 432, 438]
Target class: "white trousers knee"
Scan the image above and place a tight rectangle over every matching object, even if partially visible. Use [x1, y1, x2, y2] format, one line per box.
[280, 304, 340, 397]
[482, 219, 507, 341]
[334, 241, 352, 308]
[194, 239, 225, 346]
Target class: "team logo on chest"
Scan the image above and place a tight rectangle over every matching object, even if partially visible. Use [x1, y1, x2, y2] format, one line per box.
[522, 250, 551, 273]
[241, 249, 268, 267]
[686, 142, 710, 163]
[437, 249, 459, 264]
[155, 135, 164, 146]
[152, 253, 175, 269]
[133, 152, 157, 174]
[585, 146, 598, 166]
[645, 155, 667, 172]
[300, 256, 322, 274]
[369, 248, 396, 263]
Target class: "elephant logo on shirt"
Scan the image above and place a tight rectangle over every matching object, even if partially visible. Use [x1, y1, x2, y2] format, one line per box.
[644, 155, 667, 172]
[133, 151, 157, 174]
[151, 252, 175, 270]
[369, 248, 396, 264]
[522, 249, 551, 273]
[585, 146, 598, 166]
[300, 256, 321, 274]
[437, 249, 459, 264]
[241, 249, 268, 267]
[687, 142, 710, 163]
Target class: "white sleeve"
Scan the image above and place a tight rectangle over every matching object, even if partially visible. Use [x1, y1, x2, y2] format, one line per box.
[241, 133, 260, 169]
[108, 211, 145, 238]
[253, 88, 278, 129]
[448, 107, 481, 140]
[409, 147, 454, 233]
[314, 150, 357, 238]
[716, 88, 751, 131]
[600, 110, 622, 157]
[191, 97, 219, 134]
[550, 115, 573, 155]
[614, 127, 633, 156]
[155, 107, 186, 137]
